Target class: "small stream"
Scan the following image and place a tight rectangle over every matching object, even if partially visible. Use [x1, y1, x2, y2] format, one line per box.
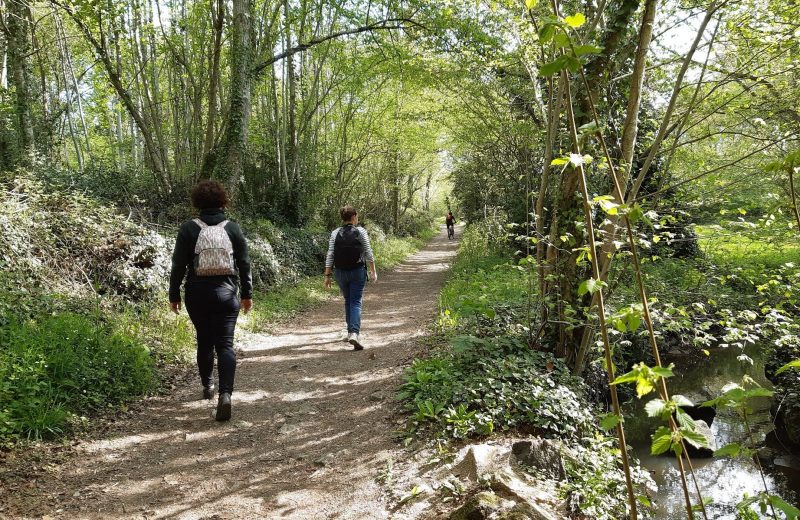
[624, 344, 800, 519]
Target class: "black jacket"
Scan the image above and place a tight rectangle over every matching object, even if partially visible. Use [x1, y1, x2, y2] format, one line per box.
[168, 208, 253, 302]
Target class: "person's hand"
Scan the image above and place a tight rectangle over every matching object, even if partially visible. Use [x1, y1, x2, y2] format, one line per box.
[241, 298, 253, 314]
[170, 301, 181, 314]
[324, 275, 332, 289]
[370, 270, 378, 283]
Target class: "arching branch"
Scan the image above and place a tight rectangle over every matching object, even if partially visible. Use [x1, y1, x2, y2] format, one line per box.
[250, 17, 421, 78]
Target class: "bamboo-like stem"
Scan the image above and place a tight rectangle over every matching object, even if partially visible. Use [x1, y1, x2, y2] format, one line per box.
[567, 34, 707, 520]
[562, 71, 639, 520]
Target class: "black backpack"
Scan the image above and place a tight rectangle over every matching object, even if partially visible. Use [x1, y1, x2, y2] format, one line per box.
[333, 225, 364, 269]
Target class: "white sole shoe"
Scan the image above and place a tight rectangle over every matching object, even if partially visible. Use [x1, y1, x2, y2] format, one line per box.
[349, 334, 364, 351]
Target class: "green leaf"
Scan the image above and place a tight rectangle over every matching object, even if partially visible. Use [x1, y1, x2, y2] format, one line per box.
[578, 277, 605, 296]
[651, 426, 672, 455]
[672, 394, 693, 407]
[538, 55, 569, 77]
[681, 426, 710, 449]
[564, 55, 582, 72]
[675, 407, 696, 429]
[636, 378, 655, 398]
[744, 387, 774, 399]
[713, 443, 742, 458]
[651, 365, 674, 378]
[525, 0, 538, 9]
[776, 359, 800, 375]
[612, 370, 638, 386]
[563, 13, 586, 28]
[596, 197, 620, 215]
[551, 157, 569, 166]
[600, 413, 621, 430]
[645, 398, 667, 418]
[767, 495, 800, 519]
[539, 23, 556, 43]
[573, 44, 603, 56]
[637, 495, 652, 507]
[627, 204, 645, 224]
[554, 31, 570, 48]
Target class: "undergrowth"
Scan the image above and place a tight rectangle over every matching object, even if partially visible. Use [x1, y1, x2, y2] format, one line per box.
[399, 221, 653, 519]
[0, 313, 155, 441]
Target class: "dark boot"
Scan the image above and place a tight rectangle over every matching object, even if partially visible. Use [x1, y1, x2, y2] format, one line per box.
[203, 383, 216, 400]
[216, 392, 232, 421]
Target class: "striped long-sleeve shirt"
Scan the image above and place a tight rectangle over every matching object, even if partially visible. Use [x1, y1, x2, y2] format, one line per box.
[325, 225, 375, 269]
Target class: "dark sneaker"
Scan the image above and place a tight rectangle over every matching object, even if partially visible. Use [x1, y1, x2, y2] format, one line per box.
[349, 333, 364, 351]
[216, 392, 232, 421]
[203, 384, 216, 400]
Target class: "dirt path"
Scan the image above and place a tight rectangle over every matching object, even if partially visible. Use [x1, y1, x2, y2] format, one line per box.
[1, 226, 460, 520]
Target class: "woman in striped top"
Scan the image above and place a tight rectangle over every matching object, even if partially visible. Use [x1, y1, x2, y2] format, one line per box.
[323, 206, 378, 350]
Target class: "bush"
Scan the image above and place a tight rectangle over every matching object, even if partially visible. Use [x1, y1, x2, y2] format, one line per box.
[0, 171, 170, 315]
[399, 335, 594, 440]
[0, 313, 155, 441]
[243, 218, 328, 288]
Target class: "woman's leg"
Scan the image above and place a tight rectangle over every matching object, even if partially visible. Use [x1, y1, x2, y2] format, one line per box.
[185, 285, 215, 389]
[347, 268, 368, 333]
[335, 270, 353, 332]
[212, 286, 240, 395]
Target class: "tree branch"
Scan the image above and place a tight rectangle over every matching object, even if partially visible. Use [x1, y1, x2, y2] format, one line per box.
[251, 17, 421, 77]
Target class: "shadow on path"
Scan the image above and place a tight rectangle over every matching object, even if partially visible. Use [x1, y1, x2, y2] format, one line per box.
[0, 225, 462, 520]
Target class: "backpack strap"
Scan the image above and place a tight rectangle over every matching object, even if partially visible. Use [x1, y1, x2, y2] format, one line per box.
[193, 218, 208, 229]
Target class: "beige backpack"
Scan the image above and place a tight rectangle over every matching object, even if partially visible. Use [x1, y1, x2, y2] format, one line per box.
[193, 219, 236, 276]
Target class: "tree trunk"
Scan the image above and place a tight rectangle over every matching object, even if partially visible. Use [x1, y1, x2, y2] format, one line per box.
[202, 0, 225, 169]
[217, 0, 253, 193]
[6, 0, 35, 163]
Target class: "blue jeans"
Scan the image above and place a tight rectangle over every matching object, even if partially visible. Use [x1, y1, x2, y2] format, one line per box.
[335, 266, 367, 333]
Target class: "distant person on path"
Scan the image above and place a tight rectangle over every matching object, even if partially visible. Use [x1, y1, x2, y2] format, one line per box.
[446, 211, 456, 239]
[169, 181, 253, 421]
[323, 206, 378, 350]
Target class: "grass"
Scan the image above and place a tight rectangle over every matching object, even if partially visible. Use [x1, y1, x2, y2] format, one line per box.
[373, 226, 438, 271]
[243, 278, 338, 331]
[695, 224, 800, 268]
[437, 224, 528, 333]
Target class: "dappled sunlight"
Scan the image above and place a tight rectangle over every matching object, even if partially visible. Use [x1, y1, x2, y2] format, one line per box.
[5, 228, 459, 519]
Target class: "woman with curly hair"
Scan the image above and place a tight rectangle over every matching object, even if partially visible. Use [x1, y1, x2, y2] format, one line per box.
[169, 180, 253, 421]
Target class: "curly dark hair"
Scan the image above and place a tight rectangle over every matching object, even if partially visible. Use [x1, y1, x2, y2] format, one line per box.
[340, 205, 358, 221]
[191, 180, 230, 209]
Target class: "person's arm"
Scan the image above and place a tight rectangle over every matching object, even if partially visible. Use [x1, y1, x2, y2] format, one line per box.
[168, 224, 191, 313]
[230, 223, 253, 313]
[359, 228, 378, 282]
[323, 229, 337, 288]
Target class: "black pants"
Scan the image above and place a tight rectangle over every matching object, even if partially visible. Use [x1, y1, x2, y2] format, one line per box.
[184, 282, 240, 394]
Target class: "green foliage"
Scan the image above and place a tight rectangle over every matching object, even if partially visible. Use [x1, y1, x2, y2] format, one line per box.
[399, 335, 593, 440]
[560, 435, 655, 520]
[0, 313, 155, 441]
[612, 362, 674, 398]
[244, 277, 337, 332]
[438, 222, 527, 334]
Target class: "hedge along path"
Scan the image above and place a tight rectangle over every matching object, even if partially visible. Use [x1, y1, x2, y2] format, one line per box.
[0, 225, 460, 520]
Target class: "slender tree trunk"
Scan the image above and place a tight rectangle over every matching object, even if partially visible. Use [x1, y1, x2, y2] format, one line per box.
[6, 0, 35, 163]
[202, 0, 225, 169]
